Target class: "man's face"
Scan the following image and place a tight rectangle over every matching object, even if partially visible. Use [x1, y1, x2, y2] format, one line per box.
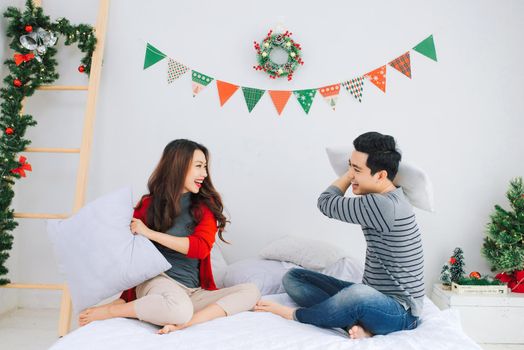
[348, 150, 382, 195]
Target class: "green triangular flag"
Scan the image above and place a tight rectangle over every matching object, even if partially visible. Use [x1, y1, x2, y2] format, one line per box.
[413, 35, 437, 62]
[294, 89, 317, 114]
[144, 43, 167, 69]
[191, 71, 214, 97]
[242, 87, 265, 113]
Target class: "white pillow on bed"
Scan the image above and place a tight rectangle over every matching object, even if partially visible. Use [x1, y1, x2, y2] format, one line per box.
[326, 146, 435, 212]
[210, 242, 228, 288]
[222, 259, 292, 295]
[47, 187, 171, 314]
[259, 235, 345, 270]
[322, 257, 364, 283]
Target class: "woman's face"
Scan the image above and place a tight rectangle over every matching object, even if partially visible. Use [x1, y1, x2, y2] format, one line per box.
[183, 149, 208, 193]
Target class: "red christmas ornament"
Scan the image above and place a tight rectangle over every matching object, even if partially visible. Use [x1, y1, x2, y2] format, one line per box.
[469, 271, 481, 279]
[10, 156, 32, 177]
[25, 25, 33, 33]
[449, 257, 457, 265]
[5, 127, 14, 135]
[78, 65, 85, 73]
[13, 79, 22, 87]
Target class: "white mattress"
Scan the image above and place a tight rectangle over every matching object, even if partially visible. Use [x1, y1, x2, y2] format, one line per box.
[50, 294, 481, 350]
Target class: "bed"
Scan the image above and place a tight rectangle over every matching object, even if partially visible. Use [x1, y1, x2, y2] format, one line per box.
[50, 292, 481, 350]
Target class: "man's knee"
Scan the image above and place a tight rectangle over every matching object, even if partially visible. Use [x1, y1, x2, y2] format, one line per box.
[282, 268, 303, 290]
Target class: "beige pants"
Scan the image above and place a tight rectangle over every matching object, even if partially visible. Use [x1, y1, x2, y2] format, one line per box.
[133, 273, 261, 326]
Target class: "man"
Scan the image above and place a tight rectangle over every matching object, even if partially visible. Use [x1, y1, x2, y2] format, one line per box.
[255, 132, 424, 339]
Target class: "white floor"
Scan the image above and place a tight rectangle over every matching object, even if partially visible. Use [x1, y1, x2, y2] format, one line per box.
[0, 308, 523, 350]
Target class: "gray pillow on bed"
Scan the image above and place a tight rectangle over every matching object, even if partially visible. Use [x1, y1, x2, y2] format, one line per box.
[47, 187, 171, 314]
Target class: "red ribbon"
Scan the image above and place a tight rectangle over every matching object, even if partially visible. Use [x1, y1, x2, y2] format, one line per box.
[14, 53, 35, 66]
[10, 156, 32, 177]
[496, 271, 524, 293]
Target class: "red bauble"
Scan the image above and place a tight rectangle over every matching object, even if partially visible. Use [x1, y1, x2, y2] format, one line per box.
[25, 25, 33, 33]
[13, 79, 22, 87]
[469, 271, 481, 279]
[449, 257, 457, 265]
[5, 127, 14, 135]
[78, 65, 85, 73]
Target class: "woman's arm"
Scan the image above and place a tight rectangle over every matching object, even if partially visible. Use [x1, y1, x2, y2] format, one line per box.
[130, 218, 189, 254]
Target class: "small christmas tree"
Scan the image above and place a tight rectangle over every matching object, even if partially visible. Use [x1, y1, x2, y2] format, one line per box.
[440, 264, 451, 287]
[482, 177, 524, 273]
[449, 247, 465, 283]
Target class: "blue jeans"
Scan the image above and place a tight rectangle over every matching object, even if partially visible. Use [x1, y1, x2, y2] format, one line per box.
[283, 268, 418, 335]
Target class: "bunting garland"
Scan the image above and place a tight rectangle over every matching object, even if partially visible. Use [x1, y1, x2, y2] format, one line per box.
[142, 34, 437, 115]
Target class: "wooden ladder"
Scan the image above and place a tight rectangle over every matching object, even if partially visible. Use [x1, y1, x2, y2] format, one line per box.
[0, 0, 110, 337]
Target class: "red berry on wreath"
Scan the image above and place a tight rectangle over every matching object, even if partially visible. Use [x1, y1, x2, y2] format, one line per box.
[13, 79, 22, 87]
[469, 271, 481, 279]
[78, 65, 85, 73]
[5, 127, 14, 135]
[25, 25, 33, 33]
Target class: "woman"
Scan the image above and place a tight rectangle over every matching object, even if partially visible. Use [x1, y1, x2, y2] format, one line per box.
[79, 139, 260, 334]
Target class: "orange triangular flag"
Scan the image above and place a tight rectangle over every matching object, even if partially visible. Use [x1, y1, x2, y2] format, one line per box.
[216, 80, 239, 106]
[389, 52, 411, 78]
[269, 90, 292, 115]
[364, 65, 387, 93]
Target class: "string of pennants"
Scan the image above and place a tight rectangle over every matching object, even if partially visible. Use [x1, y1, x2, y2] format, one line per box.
[143, 35, 437, 115]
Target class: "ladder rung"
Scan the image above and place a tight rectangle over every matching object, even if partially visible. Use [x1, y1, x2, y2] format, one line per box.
[24, 147, 80, 154]
[14, 212, 70, 219]
[0, 283, 65, 290]
[36, 85, 88, 91]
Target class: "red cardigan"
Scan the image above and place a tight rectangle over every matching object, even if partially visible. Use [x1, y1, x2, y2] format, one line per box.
[120, 196, 218, 302]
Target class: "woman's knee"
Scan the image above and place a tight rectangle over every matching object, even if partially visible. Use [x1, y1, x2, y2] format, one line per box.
[163, 294, 193, 325]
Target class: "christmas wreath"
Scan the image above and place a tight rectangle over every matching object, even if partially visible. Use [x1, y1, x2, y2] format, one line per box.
[253, 29, 303, 81]
[0, 0, 96, 285]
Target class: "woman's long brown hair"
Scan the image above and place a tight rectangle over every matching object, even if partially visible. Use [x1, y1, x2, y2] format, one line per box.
[137, 139, 228, 242]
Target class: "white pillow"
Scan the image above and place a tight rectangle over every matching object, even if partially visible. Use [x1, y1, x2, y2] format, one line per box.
[222, 259, 293, 295]
[322, 257, 364, 283]
[326, 146, 435, 212]
[259, 235, 345, 270]
[210, 242, 228, 288]
[47, 187, 171, 314]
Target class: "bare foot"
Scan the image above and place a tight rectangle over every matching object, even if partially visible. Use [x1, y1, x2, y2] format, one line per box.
[254, 300, 296, 320]
[348, 324, 372, 339]
[157, 324, 186, 334]
[78, 299, 125, 326]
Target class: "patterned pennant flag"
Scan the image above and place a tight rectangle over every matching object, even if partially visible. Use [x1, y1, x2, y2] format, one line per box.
[389, 52, 411, 78]
[318, 84, 341, 110]
[167, 58, 189, 83]
[268, 90, 292, 116]
[191, 71, 214, 97]
[364, 65, 386, 93]
[294, 89, 317, 114]
[143, 43, 166, 70]
[242, 87, 265, 113]
[342, 77, 365, 102]
[413, 35, 437, 62]
[216, 80, 239, 106]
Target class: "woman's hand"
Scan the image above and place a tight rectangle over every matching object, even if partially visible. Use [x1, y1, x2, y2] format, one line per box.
[130, 218, 153, 239]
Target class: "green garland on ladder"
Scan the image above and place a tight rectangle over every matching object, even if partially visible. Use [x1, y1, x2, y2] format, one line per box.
[0, 0, 96, 285]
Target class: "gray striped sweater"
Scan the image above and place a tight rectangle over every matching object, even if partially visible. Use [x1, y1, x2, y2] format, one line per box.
[318, 185, 424, 317]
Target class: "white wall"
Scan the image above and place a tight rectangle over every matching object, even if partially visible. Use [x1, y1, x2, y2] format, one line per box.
[1, 0, 523, 309]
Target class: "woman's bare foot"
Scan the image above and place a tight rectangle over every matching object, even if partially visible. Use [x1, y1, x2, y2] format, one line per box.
[157, 323, 186, 334]
[78, 299, 125, 326]
[348, 324, 372, 339]
[254, 300, 296, 320]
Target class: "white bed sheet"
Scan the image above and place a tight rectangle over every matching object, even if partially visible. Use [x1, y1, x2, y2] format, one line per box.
[50, 294, 481, 350]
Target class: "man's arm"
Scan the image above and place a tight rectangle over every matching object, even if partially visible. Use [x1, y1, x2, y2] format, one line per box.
[317, 173, 392, 231]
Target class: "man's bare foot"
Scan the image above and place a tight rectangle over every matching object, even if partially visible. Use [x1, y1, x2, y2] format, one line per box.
[348, 324, 372, 339]
[157, 323, 186, 334]
[254, 300, 296, 320]
[78, 299, 125, 326]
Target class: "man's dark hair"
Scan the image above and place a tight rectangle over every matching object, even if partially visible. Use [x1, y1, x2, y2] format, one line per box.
[353, 132, 401, 181]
